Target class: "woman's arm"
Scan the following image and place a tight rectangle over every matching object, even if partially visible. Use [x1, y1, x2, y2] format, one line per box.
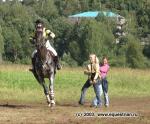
[46, 29, 55, 39]
[93, 64, 100, 80]
[84, 64, 91, 75]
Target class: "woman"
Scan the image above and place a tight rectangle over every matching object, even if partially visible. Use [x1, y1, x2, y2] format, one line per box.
[79, 54, 102, 107]
[92, 56, 110, 107]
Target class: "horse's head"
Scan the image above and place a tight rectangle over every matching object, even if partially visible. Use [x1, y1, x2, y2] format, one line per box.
[34, 31, 47, 61]
[34, 31, 54, 70]
[35, 31, 46, 49]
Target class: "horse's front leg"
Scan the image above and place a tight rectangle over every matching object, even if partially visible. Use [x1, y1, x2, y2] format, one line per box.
[38, 76, 51, 106]
[49, 73, 55, 107]
[42, 81, 51, 107]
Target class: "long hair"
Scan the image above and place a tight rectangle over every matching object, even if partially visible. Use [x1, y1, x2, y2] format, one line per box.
[100, 56, 108, 66]
[89, 54, 99, 64]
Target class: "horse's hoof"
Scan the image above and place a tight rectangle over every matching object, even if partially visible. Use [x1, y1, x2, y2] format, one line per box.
[51, 103, 55, 107]
[48, 103, 51, 107]
[48, 102, 55, 107]
[50, 103, 55, 107]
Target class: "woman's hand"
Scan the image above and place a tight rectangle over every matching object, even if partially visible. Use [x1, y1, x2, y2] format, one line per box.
[89, 79, 96, 85]
[93, 79, 97, 84]
[84, 70, 91, 75]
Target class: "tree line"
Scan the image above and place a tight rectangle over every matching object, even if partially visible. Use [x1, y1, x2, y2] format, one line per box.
[0, 0, 150, 68]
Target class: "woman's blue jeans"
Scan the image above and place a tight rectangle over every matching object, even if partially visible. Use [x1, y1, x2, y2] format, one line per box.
[79, 79, 102, 106]
[92, 78, 109, 106]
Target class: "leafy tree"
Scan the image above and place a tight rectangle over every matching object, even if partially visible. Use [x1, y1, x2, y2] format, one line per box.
[79, 0, 90, 11]
[61, 52, 78, 67]
[126, 35, 146, 68]
[22, 0, 38, 6]
[88, 0, 101, 10]
[3, 26, 22, 62]
[0, 0, 149, 68]
[49, 17, 74, 57]
[55, 0, 81, 16]
[34, 0, 58, 21]
[0, 25, 4, 63]
[136, 7, 150, 37]
[143, 44, 150, 58]
[69, 19, 114, 65]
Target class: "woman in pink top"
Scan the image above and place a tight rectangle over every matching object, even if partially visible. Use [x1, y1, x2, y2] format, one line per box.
[92, 56, 110, 107]
[100, 57, 110, 107]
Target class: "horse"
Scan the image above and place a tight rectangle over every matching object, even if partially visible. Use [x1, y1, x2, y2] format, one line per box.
[31, 31, 56, 107]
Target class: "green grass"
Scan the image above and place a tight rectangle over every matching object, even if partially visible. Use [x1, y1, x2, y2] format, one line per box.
[0, 65, 150, 103]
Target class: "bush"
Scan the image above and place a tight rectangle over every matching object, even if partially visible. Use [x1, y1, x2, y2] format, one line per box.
[143, 45, 150, 58]
[61, 53, 78, 67]
[20, 57, 31, 65]
[126, 35, 146, 68]
[82, 60, 89, 67]
[109, 56, 127, 67]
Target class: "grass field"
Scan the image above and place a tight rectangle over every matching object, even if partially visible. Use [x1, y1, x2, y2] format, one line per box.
[0, 64, 150, 124]
[0, 64, 150, 103]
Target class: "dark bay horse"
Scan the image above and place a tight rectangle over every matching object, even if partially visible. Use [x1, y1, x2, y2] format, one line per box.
[32, 31, 56, 107]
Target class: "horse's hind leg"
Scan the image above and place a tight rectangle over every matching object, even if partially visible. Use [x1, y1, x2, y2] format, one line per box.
[49, 73, 55, 107]
[32, 71, 41, 83]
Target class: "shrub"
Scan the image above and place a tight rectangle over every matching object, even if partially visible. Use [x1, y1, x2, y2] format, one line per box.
[61, 52, 78, 67]
[126, 35, 146, 68]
